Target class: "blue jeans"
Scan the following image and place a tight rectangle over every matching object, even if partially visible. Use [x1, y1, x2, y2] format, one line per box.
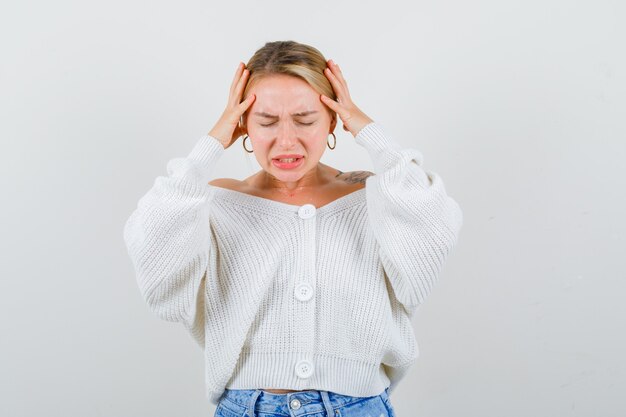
[214, 387, 397, 417]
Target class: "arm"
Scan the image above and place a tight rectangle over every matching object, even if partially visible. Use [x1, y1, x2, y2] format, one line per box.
[355, 122, 464, 317]
[123, 134, 225, 339]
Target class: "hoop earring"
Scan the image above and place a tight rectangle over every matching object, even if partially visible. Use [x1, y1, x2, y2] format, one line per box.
[242, 135, 253, 153]
[327, 132, 336, 150]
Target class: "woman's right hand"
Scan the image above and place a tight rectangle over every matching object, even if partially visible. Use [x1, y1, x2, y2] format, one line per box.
[208, 62, 256, 149]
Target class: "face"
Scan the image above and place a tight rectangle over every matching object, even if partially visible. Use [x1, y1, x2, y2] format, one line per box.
[242, 74, 337, 184]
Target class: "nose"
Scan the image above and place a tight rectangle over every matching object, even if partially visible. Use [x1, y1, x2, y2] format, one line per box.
[276, 121, 297, 149]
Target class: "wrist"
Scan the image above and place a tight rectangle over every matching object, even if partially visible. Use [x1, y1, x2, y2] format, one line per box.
[350, 118, 374, 137]
[207, 132, 229, 149]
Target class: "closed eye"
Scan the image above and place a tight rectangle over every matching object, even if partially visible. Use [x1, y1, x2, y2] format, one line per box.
[260, 121, 315, 127]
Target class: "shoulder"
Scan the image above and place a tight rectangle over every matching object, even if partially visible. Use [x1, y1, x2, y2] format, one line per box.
[208, 178, 242, 189]
[335, 170, 375, 186]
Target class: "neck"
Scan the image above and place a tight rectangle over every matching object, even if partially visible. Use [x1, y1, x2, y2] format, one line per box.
[260, 163, 332, 194]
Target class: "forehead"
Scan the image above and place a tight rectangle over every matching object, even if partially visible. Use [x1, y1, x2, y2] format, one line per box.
[249, 74, 320, 112]
[252, 73, 314, 92]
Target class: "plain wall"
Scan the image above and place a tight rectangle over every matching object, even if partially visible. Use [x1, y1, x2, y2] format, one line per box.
[1, 0, 625, 416]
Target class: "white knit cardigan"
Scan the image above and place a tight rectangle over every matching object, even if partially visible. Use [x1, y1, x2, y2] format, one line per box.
[123, 122, 463, 405]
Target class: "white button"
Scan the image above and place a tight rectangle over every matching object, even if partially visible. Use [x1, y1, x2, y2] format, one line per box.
[295, 359, 314, 378]
[289, 398, 301, 410]
[298, 203, 316, 219]
[294, 282, 314, 302]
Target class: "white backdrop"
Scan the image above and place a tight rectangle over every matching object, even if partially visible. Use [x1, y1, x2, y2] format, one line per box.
[1, 1, 625, 416]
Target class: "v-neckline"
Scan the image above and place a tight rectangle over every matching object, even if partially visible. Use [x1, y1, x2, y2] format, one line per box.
[208, 184, 367, 214]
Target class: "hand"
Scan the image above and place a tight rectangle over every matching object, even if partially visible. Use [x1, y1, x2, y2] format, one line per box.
[320, 59, 374, 138]
[208, 62, 256, 149]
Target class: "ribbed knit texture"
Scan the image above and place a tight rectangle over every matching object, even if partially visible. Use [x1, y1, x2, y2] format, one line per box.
[123, 122, 463, 405]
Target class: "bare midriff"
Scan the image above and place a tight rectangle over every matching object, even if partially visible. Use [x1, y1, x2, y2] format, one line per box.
[263, 389, 302, 394]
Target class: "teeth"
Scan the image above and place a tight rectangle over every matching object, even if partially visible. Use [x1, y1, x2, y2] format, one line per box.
[278, 158, 298, 163]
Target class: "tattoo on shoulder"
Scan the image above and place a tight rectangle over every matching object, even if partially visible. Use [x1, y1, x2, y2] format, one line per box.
[336, 170, 375, 185]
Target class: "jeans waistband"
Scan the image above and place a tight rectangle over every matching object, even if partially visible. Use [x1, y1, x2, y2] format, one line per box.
[220, 387, 390, 417]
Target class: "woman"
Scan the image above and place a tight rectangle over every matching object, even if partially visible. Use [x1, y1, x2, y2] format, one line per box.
[124, 40, 463, 417]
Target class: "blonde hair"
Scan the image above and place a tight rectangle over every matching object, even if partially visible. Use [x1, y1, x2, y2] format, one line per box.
[242, 40, 337, 121]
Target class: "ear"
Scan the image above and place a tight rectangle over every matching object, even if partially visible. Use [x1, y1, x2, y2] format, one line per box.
[329, 113, 337, 133]
[240, 115, 248, 135]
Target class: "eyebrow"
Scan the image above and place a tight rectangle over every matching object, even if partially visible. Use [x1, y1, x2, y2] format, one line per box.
[253, 111, 319, 118]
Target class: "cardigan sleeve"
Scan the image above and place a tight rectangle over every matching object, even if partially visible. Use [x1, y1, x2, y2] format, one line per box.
[123, 133, 225, 340]
[355, 122, 463, 317]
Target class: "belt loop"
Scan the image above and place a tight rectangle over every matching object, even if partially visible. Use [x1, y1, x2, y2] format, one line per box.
[247, 389, 262, 417]
[319, 390, 335, 417]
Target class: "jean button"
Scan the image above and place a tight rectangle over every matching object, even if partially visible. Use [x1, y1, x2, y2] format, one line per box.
[289, 398, 302, 410]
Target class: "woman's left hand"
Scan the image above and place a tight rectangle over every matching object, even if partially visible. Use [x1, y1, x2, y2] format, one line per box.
[320, 59, 374, 138]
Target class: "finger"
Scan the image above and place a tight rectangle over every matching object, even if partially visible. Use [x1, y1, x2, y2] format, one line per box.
[231, 68, 250, 106]
[229, 62, 245, 96]
[237, 93, 256, 114]
[325, 68, 352, 106]
[324, 67, 347, 101]
[329, 60, 349, 88]
[320, 94, 341, 113]
[327, 62, 352, 100]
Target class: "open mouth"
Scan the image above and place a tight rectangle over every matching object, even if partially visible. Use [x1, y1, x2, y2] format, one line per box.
[272, 157, 305, 169]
